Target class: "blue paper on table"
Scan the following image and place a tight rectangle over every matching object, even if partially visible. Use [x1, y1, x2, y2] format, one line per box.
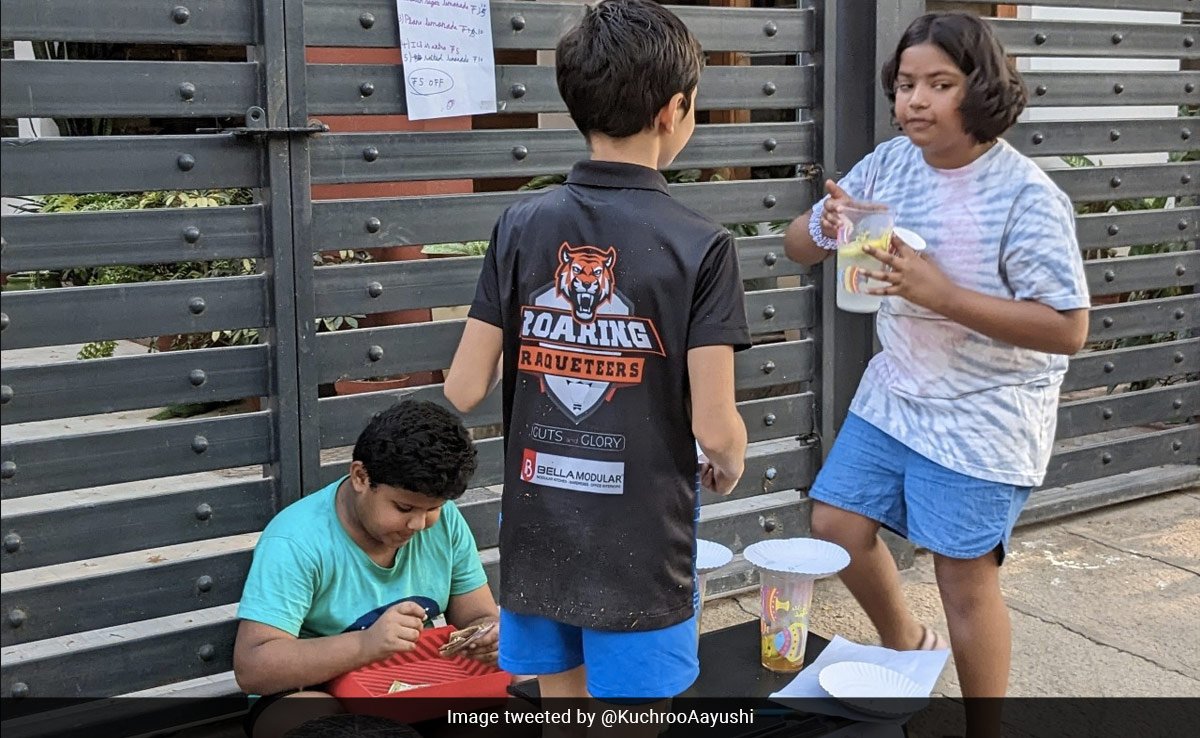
[768, 635, 950, 723]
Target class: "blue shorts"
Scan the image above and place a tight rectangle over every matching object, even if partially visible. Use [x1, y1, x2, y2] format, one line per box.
[499, 609, 699, 700]
[809, 413, 1031, 563]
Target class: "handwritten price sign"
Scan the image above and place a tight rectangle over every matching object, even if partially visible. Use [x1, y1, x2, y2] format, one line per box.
[396, 0, 497, 119]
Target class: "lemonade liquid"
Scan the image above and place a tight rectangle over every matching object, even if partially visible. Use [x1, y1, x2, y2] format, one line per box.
[836, 230, 892, 313]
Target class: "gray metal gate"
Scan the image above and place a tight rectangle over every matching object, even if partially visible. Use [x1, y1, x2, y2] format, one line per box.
[0, 0, 1196, 720]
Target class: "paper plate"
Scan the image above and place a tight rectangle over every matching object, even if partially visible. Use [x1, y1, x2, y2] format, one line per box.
[818, 661, 928, 718]
[893, 226, 927, 252]
[742, 538, 850, 578]
[696, 539, 733, 574]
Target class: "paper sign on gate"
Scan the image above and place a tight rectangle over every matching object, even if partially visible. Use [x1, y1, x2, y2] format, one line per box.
[395, 0, 498, 120]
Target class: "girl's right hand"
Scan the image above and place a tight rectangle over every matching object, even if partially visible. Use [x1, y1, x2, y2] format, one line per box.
[820, 179, 853, 239]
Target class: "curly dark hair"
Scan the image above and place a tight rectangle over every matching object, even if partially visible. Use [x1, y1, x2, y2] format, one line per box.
[556, 0, 704, 139]
[352, 400, 477, 500]
[881, 12, 1028, 143]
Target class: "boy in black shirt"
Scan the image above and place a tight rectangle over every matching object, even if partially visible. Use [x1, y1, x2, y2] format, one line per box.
[445, 0, 749, 714]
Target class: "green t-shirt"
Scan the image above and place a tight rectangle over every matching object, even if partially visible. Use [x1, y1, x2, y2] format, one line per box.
[237, 477, 488, 637]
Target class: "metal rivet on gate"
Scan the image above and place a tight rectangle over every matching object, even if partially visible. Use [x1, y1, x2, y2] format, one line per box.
[367, 282, 383, 299]
[1182, 128, 1192, 141]
[1186, 83, 1196, 94]
[1034, 33, 1047, 45]
[1035, 85, 1047, 96]
[8, 609, 26, 628]
[763, 195, 777, 208]
[178, 83, 196, 101]
[1113, 83, 1124, 94]
[0, 386, 11, 405]
[763, 138, 777, 152]
[198, 644, 215, 662]
[1176, 264, 1187, 277]
[358, 12, 375, 29]
[763, 305, 776, 319]
[189, 369, 207, 387]
[1, 462, 15, 480]
[11, 682, 28, 699]
[763, 517, 777, 533]
[763, 21, 778, 37]
[1183, 174, 1193, 185]
[195, 503, 213, 521]
[1107, 224, 1120, 236]
[365, 217, 381, 233]
[1110, 176, 1122, 188]
[188, 297, 206, 314]
[761, 360, 776, 375]
[172, 6, 190, 24]
[1102, 316, 1114, 328]
[1180, 219, 1190, 231]
[1173, 352, 1184, 364]
[191, 436, 208, 454]
[1111, 32, 1123, 44]
[1104, 269, 1115, 282]
[765, 467, 778, 481]
[183, 226, 201, 243]
[1173, 398, 1184, 410]
[1185, 36, 1195, 49]
[1101, 452, 1112, 465]
[764, 252, 778, 267]
[367, 345, 384, 362]
[1109, 129, 1120, 142]
[196, 575, 214, 593]
[177, 154, 196, 171]
[0, 313, 7, 331]
[1031, 133, 1044, 145]
[1102, 408, 1113, 420]
[510, 83, 526, 99]
[511, 15, 526, 31]
[1173, 440, 1184, 451]
[764, 413, 776, 427]
[512, 145, 528, 161]
[1175, 309, 1186, 320]
[362, 146, 379, 162]
[359, 82, 375, 97]
[762, 82, 777, 96]
[3, 533, 21, 553]
[1103, 361, 1115, 373]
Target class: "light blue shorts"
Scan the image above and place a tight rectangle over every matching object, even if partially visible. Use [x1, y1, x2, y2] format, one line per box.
[498, 608, 699, 700]
[809, 413, 1031, 563]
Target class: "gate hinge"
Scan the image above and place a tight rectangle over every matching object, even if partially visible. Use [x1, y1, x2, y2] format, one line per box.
[197, 107, 329, 137]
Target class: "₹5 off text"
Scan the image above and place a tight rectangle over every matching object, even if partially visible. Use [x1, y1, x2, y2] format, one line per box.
[448, 708, 755, 728]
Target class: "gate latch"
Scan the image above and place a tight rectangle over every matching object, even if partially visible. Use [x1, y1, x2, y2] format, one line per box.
[198, 107, 329, 137]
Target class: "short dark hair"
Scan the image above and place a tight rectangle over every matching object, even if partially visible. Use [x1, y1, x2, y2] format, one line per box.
[352, 400, 477, 500]
[881, 12, 1028, 143]
[556, 0, 704, 138]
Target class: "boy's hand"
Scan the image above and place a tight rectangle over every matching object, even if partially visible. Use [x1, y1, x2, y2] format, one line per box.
[864, 235, 956, 313]
[359, 601, 427, 663]
[455, 617, 499, 664]
[700, 461, 741, 496]
[819, 179, 854, 239]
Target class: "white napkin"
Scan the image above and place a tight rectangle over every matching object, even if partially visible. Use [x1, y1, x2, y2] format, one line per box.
[768, 635, 950, 723]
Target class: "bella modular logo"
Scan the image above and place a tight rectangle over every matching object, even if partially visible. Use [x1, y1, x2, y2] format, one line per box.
[521, 449, 625, 495]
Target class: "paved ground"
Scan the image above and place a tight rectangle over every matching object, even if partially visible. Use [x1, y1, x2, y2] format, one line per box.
[699, 489, 1200, 698]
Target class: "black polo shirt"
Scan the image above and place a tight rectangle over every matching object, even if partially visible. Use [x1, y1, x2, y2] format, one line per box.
[468, 159, 750, 631]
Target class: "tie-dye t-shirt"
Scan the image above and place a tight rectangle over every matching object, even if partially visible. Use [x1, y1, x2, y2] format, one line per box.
[823, 136, 1090, 487]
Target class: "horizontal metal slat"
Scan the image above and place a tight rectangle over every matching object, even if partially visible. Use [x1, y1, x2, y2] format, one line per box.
[1086, 250, 1199, 297]
[1043, 425, 1198, 490]
[0, 275, 270, 350]
[1, 478, 276, 572]
[0, 413, 273, 498]
[310, 122, 814, 184]
[745, 287, 814, 334]
[1024, 71, 1200, 108]
[737, 235, 805, 280]
[1056, 382, 1200, 440]
[1063, 338, 1199, 392]
[1010, 118, 1197, 157]
[309, 63, 814, 116]
[0, 135, 262, 197]
[0, 344, 270, 425]
[0, 0, 257, 44]
[1088, 294, 1198, 342]
[0, 60, 258, 118]
[0, 205, 266, 272]
[991, 19, 1199, 60]
[967, 0, 1193, 11]
[2, 549, 252, 646]
[311, 178, 814, 250]
[304, 1, 814, 53]
[698, 490, 811, 556]
[1047, 161, 1199, 202]
[735, 339, 814, 390]
[1075, 207, 1198, 252]
[1, 608, 239, 698]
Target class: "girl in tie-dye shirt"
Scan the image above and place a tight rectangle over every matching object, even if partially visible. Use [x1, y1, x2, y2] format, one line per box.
[783, 12, 1089, 720]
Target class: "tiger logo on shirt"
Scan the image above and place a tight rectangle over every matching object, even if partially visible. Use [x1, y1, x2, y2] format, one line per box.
[555, 243, 616, 322]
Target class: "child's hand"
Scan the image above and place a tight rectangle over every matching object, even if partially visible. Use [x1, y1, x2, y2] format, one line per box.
[700, 461, 740, 496]
[454, 617, 499, 664]
[863, 235, 956, 312]
[359, 601, 426, 663]
[819, 179, 854, 239]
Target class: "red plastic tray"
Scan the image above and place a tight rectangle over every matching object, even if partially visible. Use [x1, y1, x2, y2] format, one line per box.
[328, 624, 510, 723]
